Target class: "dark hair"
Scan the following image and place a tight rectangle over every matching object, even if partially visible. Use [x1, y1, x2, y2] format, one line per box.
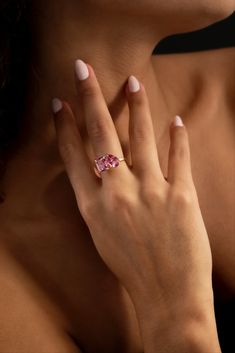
[0, 0, 31, 198]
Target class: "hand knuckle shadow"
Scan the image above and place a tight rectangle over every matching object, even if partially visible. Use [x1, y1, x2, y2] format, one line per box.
[107, 191, 134, 210]
[89, 119, 111, 141]
[81, 84, 96, 98]
[140, 186, 166, 206]
[133, 125, 149, 141]
[169, 187, 194, 209]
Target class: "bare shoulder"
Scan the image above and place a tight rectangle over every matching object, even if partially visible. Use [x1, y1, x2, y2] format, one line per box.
[152, 46, 235, 88]
[152, 46, 235, 69]
[0, 243, 82, 353]
[151, 46, 235, 118]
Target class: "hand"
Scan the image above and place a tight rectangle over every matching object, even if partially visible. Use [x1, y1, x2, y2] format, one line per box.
[52, 60, 214, 321]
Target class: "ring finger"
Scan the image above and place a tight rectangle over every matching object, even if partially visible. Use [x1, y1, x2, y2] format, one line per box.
[75, 59, 130, 182]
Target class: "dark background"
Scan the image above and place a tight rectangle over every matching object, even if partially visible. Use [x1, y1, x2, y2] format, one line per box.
[153, 11, 235, 54]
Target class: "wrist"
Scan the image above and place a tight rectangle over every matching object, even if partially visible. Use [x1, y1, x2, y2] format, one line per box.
[143, 317, 221, 353]
[129, 288, 221, 353]
[136, 311, 221, 353]
[183, 319, 222, 353]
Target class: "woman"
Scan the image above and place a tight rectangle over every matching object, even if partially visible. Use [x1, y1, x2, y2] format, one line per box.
[0, 0, 234, 352]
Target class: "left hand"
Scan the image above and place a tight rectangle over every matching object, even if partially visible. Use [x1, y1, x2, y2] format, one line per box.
[52, 60, 214, 320]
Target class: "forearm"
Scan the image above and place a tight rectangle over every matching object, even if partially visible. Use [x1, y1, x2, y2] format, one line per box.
[129, 287, 222, 353]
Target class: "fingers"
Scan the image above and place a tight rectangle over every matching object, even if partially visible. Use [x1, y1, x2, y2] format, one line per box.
[74, 60, 130, 181]
[52, 99, 100, 205]
[167, 116, 193, 185]
[126, 76, 164, 182]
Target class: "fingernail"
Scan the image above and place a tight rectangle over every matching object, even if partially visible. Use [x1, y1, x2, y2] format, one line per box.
[75, 59, 89, 80]
[52, 98, 63, 114]
[128, 75, 140, 93]
[174, 115, 184, 127]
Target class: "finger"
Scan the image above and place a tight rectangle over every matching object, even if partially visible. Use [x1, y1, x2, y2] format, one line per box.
[167, 115, 193, 185]
[74, 59, 130, 181]
[52, 98, 100, 206]
[126, 75, 164, 182]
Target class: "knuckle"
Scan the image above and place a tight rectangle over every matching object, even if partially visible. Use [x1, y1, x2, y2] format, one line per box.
[81, 83, 97, 98]
[140, 185, 166, 206]
[132, 119, 151, 142]
[59, 143, 76, 165]
[133, 125, 149, 141]
[171, 144, 188, 159]
[88, 118, 111, 142]
[169, 187, 194, 208]
[108, 191, 134, 210]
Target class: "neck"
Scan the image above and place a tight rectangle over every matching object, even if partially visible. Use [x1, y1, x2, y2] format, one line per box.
[2, 2, 234, 214]
[18, 1, 169, 162]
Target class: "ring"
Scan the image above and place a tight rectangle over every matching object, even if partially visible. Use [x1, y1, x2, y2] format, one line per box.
[94, 153, 125, 178]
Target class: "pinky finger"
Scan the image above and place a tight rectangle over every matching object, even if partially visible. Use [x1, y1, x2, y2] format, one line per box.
[167, 115, 193, 186]
[52, 98, 100, 208]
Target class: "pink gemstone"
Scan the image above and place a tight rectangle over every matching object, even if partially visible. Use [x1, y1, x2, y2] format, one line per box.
[95, 154, 119, 173]
[107, 154, 120, 168]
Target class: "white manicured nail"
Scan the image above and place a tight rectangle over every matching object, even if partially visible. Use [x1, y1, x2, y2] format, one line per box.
[75, 59, 89, 80]
[174, 115, 184, 127]
[52, 98, 62, 114]
[128, 75, 140, 93]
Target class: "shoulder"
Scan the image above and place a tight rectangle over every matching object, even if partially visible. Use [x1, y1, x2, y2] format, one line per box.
[151, 47, 235, 111]
[152, 46, 235, 71]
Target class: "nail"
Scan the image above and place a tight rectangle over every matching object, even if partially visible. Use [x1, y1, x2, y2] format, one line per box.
[174, 115, 184, 127]
[128, 75, 140, 93]
[52, 98, 63, 114]
[75, 59, 89, 80]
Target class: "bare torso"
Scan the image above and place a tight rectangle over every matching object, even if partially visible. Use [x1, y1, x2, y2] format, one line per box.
[0, 47, 234, 353]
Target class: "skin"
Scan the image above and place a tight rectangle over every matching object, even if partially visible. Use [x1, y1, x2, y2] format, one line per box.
[0, 0, 234, 352]
[52, 64, 221, 353]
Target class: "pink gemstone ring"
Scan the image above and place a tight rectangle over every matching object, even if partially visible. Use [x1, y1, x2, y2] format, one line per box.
[94, 153, 125, 178]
